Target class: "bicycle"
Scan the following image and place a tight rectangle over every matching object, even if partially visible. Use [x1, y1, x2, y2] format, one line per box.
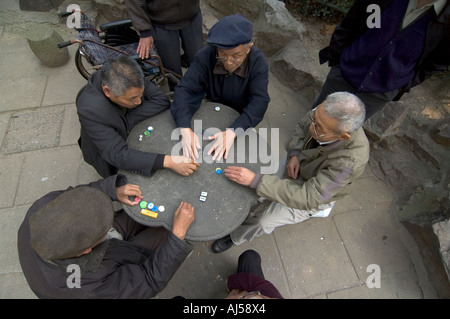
[57, 9, 181, 91]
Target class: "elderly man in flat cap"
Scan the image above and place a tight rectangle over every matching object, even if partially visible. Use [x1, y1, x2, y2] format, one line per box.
[17, 174, 195, 298]
[170, 14, 270, 162]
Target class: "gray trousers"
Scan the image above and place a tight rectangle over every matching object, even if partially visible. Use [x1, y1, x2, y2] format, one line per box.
[230, 199, 335, 245]
[230, 158, 335, 245]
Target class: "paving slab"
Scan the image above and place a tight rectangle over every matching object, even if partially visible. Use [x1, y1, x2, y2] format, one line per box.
[0, 113, 10, 143]
[15, 146, 83, 206]
[155, 233, 290, 299]
[0, 76, 47, 113]
[0, 155, 24, 208]
[334, 202, 413, 280]
[41, 67, 86, 107]
[0, 203, 35, 300]
[1, 106, 64, 154]
[0, 204, 29, 274]
[0, 38, 45, 79]
[59, 103, 80, 146]
[259, 74, 312, 157]
[274, 217, 359, 298]
[0, 272, 36, 299]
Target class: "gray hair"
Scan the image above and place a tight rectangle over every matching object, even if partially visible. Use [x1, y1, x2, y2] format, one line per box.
[101, 56, 144, 96]
[323, 92, 366, 133]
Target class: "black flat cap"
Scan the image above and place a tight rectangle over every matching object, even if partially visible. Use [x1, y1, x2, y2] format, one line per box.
[207, 14, 253, 49]
[29, 186, 114, 260]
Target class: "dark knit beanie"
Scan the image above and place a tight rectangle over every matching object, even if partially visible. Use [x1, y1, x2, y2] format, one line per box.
[29, 186, 114, 260]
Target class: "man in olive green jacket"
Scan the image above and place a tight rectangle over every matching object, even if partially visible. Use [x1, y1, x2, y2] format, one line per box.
[212, 92, 370, 253]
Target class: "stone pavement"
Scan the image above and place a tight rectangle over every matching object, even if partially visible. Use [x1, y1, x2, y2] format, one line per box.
[0, 1, 440, 299]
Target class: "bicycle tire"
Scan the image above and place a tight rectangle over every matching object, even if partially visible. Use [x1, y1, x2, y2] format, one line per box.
[75, 49, 96, 80]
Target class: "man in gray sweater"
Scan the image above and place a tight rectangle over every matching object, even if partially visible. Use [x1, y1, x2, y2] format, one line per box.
[125, 0, 203, 88]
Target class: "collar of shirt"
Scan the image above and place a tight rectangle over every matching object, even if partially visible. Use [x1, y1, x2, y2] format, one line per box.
[403, 0, 447, 28]
[317, 139, 339, 146]
[213, 55, 249, 78]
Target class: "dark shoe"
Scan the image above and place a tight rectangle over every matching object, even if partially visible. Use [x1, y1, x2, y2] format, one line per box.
[212, 235, 234, 253]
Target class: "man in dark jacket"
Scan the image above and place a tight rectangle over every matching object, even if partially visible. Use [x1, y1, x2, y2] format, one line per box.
[125, 0, 203, 88]
[17, 174, 194, 298]
[76, 56, 199, 178]
[314, 0, 450, 118]
[170, 14, 270, 161]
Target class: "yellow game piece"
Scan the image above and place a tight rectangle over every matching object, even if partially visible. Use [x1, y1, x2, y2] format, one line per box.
[140, 209, 158, 219]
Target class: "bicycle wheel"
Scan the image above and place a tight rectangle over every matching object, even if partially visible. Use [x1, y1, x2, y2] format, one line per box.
[75, 49, 97, 80]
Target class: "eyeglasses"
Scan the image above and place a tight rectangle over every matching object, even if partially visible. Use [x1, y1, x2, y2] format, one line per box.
[310, 108, 340, 139]
[310, 108, 326, 138]
[216, 56, 244, 64]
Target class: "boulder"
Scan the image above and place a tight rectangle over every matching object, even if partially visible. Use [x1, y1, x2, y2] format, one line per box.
[19, 0, 63, 12]
[204, 0, 305, 56]
[433, 218, 450, 281]
[270, 39, 323, 92]
[92, 0, 129, 23]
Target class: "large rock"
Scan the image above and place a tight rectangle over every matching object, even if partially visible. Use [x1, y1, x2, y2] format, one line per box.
[204, 0, 305, 56]
[92, 0, 129, 22]
[433, 218, 450, 281]
[402, 221, 450, 297]
[364, 92, 449, 224]
[20, 0, 64, 12]
[364, 83, 450, 291]
[270, 39, 324, 92]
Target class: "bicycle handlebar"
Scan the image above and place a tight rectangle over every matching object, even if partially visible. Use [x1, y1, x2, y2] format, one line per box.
[57, 40, 74, 49]
[58, 11, 72, 18]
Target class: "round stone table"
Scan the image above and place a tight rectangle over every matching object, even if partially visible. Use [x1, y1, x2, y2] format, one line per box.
[120, 102, 271, 241]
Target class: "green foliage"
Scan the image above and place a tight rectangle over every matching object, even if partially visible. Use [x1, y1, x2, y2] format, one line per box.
[284, 0, 355, 22]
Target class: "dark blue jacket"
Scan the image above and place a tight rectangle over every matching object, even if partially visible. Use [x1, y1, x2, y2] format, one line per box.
[170, 45, 270, 131]
[340, 0, 435, 93]
[319, 0, 450, 99]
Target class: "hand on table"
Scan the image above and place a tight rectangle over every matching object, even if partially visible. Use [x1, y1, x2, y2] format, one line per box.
[137, 36, 154, 59]
[180, 128, 201, 160]
[286, 156, 300, 179]
[172, 201, 195, 240]
[208, 129, 237, 161]
[116, 183, 143, 206]
[224, 166, 256, 187]
[164, 155, 200, 176]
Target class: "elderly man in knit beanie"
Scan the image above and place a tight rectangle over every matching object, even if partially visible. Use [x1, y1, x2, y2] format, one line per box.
[170, 14, 270, 163]
[17, 174, 194, 298]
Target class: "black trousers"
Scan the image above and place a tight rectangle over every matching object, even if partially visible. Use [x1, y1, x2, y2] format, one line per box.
[113, 209, 169, 250]
[313, 65, 400, 119]
[237, 249, 265, 279]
